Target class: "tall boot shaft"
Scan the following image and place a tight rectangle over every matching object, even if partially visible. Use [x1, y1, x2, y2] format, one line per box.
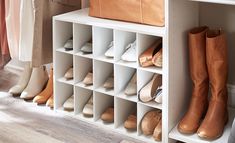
[189, 26, 209, 97]
[178, 26, 209, 134]
[206, 30, 228, 102]
[197, 29, 228, 140]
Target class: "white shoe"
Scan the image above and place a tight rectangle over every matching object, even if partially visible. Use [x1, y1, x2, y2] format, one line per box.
[83, 95, 93, 117]
[121, 41, 136, 62]
[105, 41, 114, 58]
[154, 86, 162, 104]
[20, 66, 49, 100]
[64, 67, 73, 80]
[124, 73, 137, 96]
[63, 95, 74, 111]
[9, 63, 32, 95]
[81, 42, 92, 53]
[139, 74, 162, 102]
[64, 38, 73, 51]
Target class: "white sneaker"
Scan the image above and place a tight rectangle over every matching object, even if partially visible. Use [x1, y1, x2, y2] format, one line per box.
[121, 41, 137, 62]
[105, 41, 114, 58]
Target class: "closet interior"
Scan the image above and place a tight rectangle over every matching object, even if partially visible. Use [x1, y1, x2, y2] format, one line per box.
[168, 0, 235, 143]
[53, 0, 235, 143]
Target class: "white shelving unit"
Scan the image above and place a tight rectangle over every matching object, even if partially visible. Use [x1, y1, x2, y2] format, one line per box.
[53, 8, 166, 143]
[53, 1, 235, 143]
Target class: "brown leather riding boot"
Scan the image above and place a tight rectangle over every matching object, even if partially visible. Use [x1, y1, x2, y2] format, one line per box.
[197, 29, 228, 140]
[178, 26, 209, 134]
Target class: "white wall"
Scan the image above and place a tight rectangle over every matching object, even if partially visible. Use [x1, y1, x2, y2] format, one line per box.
[199, 3, 235, 107]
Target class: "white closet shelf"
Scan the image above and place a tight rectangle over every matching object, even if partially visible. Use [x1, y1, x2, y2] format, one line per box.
[139, 101, 163, 110]
[116, 92, 138, 103]
[94, 87, 115, 96]
[53, 8, 165, 37]
[56, 48, 74, 55]
[75, 52, 93, 59]
[57, 78, 74, 85]
[169, 107, 235, 143]
[138, 66, 163, 75]
[116, 61, 138, 69]
[190, 0, 235, 5]
[75, 82, 94, 90]
[94, 56, 115, 64]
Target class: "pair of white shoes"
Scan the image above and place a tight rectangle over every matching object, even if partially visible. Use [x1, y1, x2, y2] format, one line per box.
[62, 95, 93, 116]
[105, 41, 137, 62]
[9, 63, 49, 100]
[139, 74, 162, 104]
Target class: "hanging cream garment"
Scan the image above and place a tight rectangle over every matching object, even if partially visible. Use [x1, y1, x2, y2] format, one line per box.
[19, 0, 34, 61]
[5, 0, 21, 59]
[31, 0, 81, 67]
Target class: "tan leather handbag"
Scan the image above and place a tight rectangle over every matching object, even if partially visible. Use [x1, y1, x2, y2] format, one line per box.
[89, 0, 165, 27]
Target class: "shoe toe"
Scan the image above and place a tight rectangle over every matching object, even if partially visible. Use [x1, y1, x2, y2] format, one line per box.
[83, 104, 93, 116]
[20, 91, 28, 99]
[9, 85, 23, 95]
[197, 129, 209, 139]
[20, 91, 33, 99]
[33, 96, 44, 103]
[125, 83, 137, 95]
[178, 120, 197, 134]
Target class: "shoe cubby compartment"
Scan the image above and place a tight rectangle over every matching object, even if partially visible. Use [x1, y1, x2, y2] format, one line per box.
[74, 56, 93, 90]
[94, 92, 114, 128]
[114, 65, 137, 102]
[93, 60, 114, 96]
[114, 30, 137, 68]
[137, 103, 162, 143]
[54, 82, 74, 114]
[137, 33, 162, 74]
[55, 52, 74, 85]
[93, 27, 114, 63]
[74, 87, 94, 121]
[115, 97, 137, 136]
[137, 69, 162, 110]
[54, 21, 73, 55]
[73, 24, 93, 59]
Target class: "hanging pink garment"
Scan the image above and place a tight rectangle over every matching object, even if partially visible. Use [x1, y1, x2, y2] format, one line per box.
[0, 0, 11, 68]
[5, 0, 21, 59]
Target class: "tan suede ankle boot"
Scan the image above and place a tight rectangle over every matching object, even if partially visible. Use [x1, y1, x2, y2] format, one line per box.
[33, 66, 53, 104]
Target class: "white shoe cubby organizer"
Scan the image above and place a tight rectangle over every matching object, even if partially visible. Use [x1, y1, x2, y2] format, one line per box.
[53, 8, 165, 143]
[53, 0, 235, 142]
